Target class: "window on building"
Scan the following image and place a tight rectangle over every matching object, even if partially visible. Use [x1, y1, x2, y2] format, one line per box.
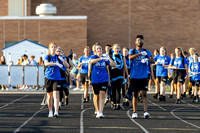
[4, 41, 18, 48]
[8, 0, 24, 16]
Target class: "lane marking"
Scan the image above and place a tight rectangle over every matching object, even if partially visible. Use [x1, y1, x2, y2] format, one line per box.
[171, 108, 200, 129]
[149, 128, 198, 131]
[13, 105, 47, 133]
[148, 100, 166, 111]
[182, 100, 200, 109]
[127, 109, 149, 133]
[89, 127, 138, 129]
[0, 95, 28, 109]
[80, 107, 93, 133]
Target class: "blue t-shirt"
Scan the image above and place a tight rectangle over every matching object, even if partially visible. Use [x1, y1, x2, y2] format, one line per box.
[154, 55, 171, 77]
[169, 56, 187, 68]
[79, 55, 91, 74]
[189, 62, 200, 81]
[129, 48, 152, 79]
[29, 60, 37, 65]
[91, 55, 110, 84]
[44, 54, 62, 80]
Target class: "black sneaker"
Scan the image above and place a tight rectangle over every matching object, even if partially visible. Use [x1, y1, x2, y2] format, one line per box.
[190, 94, 194, 99]
[65, 98, 68, 105]
[87, 96, 89, 102]
[182, 92, 186, 97]
[122, 102, 126, 107]
[126, 101, 129, 106]
[53, 113, 59, 118]
[192, 96, 197, 103]
[175, 99, 181, 104]
[58, 106, 61, 110]
[153, 94, 158, 99]
[169, 95, 173, 98]
[163, 96, 166, 101]
[61, 102, 65, 106]
[83, 98, 87, 103]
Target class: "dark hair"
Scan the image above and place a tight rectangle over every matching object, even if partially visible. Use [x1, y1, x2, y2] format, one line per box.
[183, 51, 189, 57]
[136, 35, 144, 39]
[106, 44, 112, 47]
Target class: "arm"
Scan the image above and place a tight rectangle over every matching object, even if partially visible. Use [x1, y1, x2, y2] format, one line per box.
[149, 56, 155, 64]
[44, 60, 57, 66]
[68, 58, 74, 71]
[109, 58, 116, 67]
[129, 53, 142, 60]
[123, 57, 129, 83]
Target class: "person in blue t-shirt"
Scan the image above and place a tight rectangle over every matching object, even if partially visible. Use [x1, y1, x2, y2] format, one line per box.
[188, 53, 200, 103]
[169, 47, 188, 104]
[188, 48, 196, 98]
[44, 42, 68, 118]
[129, 35, 155, 119]
[78, 46, 91, 103]
[154, 47, 171, 102]
[90, 43, 116, 119]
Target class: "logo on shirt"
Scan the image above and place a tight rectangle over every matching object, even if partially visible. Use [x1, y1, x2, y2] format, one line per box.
[174, 61, 182, 66]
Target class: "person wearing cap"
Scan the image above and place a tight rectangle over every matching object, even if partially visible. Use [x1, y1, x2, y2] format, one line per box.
[129, 35, 154, 119]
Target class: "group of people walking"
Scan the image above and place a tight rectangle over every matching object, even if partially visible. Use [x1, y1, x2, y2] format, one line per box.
[44, 35, 200, 119]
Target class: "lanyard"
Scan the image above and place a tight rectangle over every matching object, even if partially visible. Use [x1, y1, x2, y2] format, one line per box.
[112, 53, 123, 70]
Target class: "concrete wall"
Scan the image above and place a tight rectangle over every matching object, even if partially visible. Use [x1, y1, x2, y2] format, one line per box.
[31, 0, 200, 54]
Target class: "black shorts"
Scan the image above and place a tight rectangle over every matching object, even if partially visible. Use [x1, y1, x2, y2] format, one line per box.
[173, 70, 186, 84]
[80, 73, 89, 84]
[156, 76, 168, 83]
[61, 79, 68, 88]
[130, 78, 148, 92]
[191, 81, 200, 87]
[169, 77, 173, 83]
[45, 78, 61, 93]
[92, 82, 108, 95]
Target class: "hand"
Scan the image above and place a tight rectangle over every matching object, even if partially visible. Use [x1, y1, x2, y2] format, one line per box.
[58, 56, 65, 62]
[141, 58, 148, 63]
[102, 54, 110, 60]
[101, 57, 109, 61]
[155, 62, 159, 65]
[141, 51, 147, 55]
[56, 63, 63, 68]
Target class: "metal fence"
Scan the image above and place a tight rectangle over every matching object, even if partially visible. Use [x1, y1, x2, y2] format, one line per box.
[0, 65, 44, 86]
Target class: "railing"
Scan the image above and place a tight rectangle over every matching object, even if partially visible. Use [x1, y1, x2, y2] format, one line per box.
[0, 65, 44, 86]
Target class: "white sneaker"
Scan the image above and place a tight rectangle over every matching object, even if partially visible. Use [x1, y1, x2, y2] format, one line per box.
[96, 111, 100, 118]
[132, 112, 138, 119]
[28, 87, 32, 90]
[48, 111, 53, 118]
[54, 112, 59, 118]
[9, 86, 13, 90]
[80, 88, 84, 91]
[1, 87, 5, 91]
[99, 112, 104, 118]
[69, 85, 75, 89]
[25, 86, 28, 90]
[19, 87, 25, 90]
[6, 87, 9, 91]
[144, 112, 150, 119]
[73, 87, 80, 91]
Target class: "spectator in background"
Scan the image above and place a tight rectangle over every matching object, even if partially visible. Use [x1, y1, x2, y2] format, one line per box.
[38, 57, 44, 65]
[29, 55, 37, 65]
[16, 59, 21, 65]
[69, 54, 79, 89]
[0, 56, 6, 90]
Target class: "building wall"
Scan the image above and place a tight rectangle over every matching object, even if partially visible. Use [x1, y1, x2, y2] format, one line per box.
[31, 0, 200, 54]
[0, 0, 8, 16]
[0, 18, 87, 57]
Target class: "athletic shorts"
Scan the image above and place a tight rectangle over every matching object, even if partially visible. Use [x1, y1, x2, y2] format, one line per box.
[80, 73, 89, 84]
[92, 82, 108, 95]
[45, 78, 61, 93]
[191, 80, 200, 87]
[173, 70, 186, 84]
[61, 79, 68, 88]
[130, 78, 148, 92]
[169, 77, 173, 83]
[156, 76, 168, 83]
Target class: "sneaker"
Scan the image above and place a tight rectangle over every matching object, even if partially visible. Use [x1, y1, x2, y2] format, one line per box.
[175, 99, 181, 104]
[94, 111, 97, 115]
[65, 98, 68, 105]
[25, 86, 28, 90]
[96, 112, 100, 118]
[73, 87, 80, 91]
[35, 87, 39, 90]
[58, 106, 61, 110]
[169, 95, 173, 98]
[19, 87, 25, 90]
[132, 112, 138, 119]
[83, 98, 87, 103]
[28, 87, 32, 90]
[48, 111, 53, 118]
[99, 112, 104, 118]
[1, 87, 5, 91]
[80, 88, 84, 91]
[6, 87, 9, 91]
[54, 112, 59, 118]
[87, 96, 89, 102]
[144, 112, 150, 119]
[69, 85, 75, 90]
[8, 86, 13, 90]
[153, 94, 158, 99]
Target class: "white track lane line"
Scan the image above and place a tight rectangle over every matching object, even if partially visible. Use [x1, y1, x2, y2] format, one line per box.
[80, 107, 93, 133]
[127, 109, 149, 133]
[171, 107, 200, 129]
[0, 95, 28, 109]
[13, 105, 47, 133]
[81, 95, 84, 110]
[148, 100, 166, 111]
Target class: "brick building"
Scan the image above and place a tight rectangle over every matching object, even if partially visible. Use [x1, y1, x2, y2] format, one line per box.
[1, 0, 200, 56]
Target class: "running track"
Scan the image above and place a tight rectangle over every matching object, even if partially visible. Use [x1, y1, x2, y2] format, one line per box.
[0, 91, 200, 133]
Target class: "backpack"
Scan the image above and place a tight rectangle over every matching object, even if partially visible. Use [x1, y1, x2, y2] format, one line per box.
[44, 54, 62, 72]
[172, 56, 185, 68]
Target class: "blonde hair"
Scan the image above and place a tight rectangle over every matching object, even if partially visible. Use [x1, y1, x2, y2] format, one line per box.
[189, 48, 196, 53]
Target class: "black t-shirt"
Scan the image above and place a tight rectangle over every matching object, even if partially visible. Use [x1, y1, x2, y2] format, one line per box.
[110, 54, 124, 79]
